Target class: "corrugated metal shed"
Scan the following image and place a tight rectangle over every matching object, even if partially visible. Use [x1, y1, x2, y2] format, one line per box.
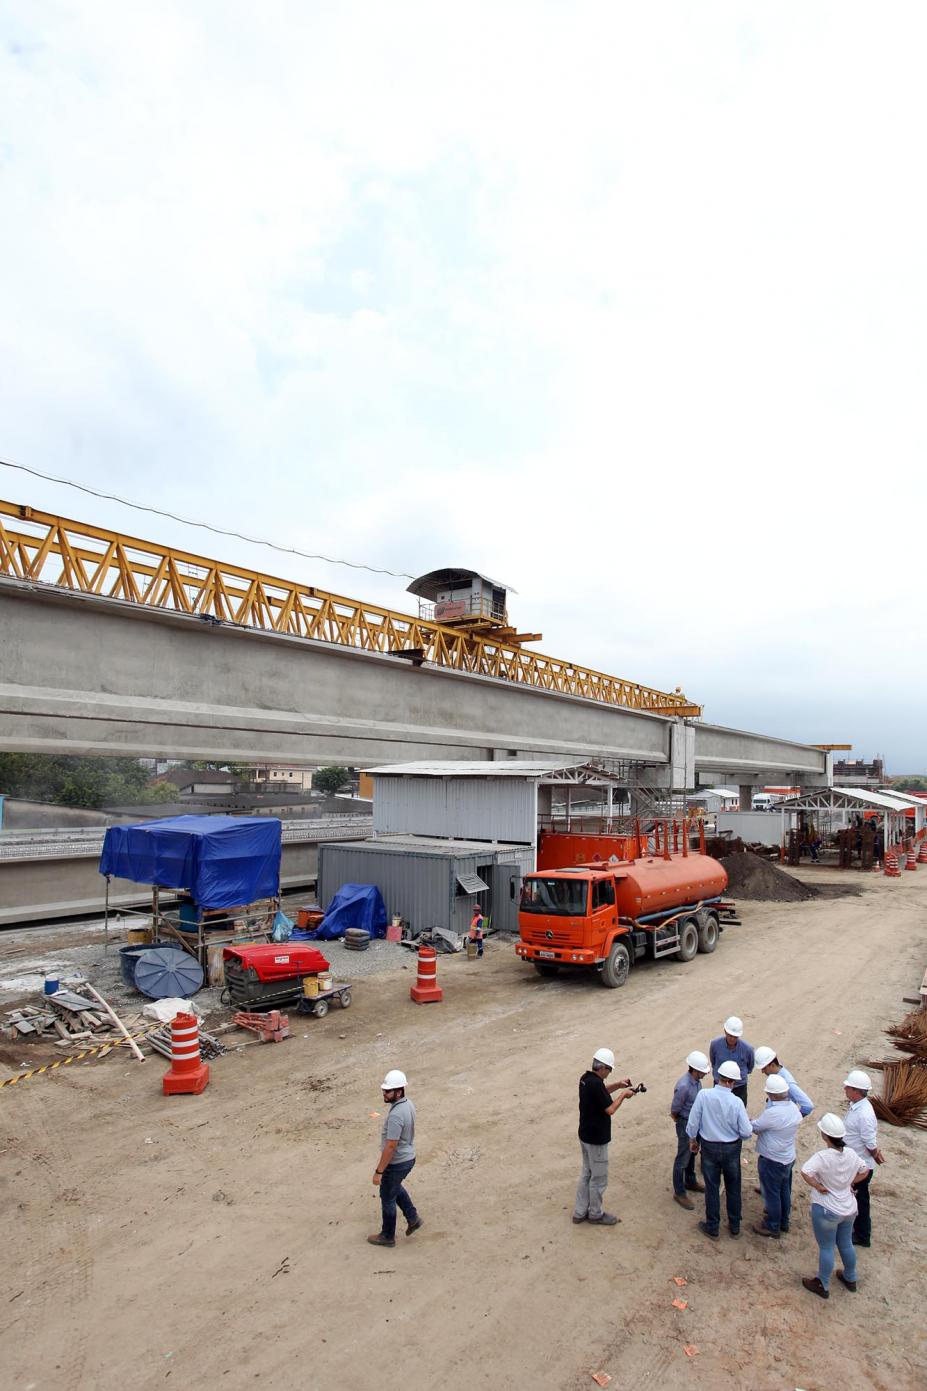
[318, 836, 534, 937]
[373, 774, 538, 844]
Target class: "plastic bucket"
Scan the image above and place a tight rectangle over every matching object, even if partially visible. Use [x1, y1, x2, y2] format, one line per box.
[303, 976, 320, 997]
[43, 977, 60, 995]
[127, 926, 153, 946]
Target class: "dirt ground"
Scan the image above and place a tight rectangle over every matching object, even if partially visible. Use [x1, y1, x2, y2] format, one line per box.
[2, 866, 926, 1391]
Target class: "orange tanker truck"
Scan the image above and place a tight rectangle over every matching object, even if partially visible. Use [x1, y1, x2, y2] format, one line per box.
[516, 851, 738, 988]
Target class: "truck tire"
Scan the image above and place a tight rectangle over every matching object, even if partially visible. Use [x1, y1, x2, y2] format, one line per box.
[676, 920, 699, 962]
[697, 915, 719, 954]
[600, 941, 630, 989]
[533, 962, 560, 978]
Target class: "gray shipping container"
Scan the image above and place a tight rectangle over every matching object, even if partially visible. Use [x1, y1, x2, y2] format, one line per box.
[318, 836, 535, 937]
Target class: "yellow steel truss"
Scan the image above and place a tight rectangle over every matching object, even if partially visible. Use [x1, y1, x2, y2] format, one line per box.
[0, 500, 702, 716]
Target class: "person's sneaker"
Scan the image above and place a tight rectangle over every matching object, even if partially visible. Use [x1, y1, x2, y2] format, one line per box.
[367, 1233, 396, 1248]
[780, 1223, 790, 1234]
[588, 1213, 619, 1226]
[698, 1221, 719, 1240]
[728, 1225, 741, 1238]
[852, 1236, 871, 1248]
[836, 1272, 857, 1292]
[751, 1222, 779, 1239]
[686, 1181, 705, 1193]
[802, 1276, 829, 1299]
[673, 1194, 695, 1210]
[571, 1214, 588, 1224]
[406, 1217, 424, 1237]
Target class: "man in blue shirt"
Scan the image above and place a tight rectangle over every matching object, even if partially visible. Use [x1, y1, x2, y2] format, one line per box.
[753, 1046, 814, 1116]
[750, 1073, 803, 1238]
[687, 1059, 753, 1239]
[709, 1015, 755, 1104]
[670, 1050, 710, 1209]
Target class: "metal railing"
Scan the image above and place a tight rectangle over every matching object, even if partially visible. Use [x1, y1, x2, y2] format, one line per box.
[0, 815, 372, 861]
[0, 500, 701, 716]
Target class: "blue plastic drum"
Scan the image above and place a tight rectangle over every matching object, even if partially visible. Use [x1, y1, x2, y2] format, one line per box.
[132, 947, 204, 999]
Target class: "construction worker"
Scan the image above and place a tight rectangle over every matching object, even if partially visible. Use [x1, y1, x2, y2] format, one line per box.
[368, 1069, 423, 1248]
[469, 901, 485, 958]
[842, 1069, 885, 1248]
[753, 1045, 814, 1116]
[670, 1051, 710, 1209]
[686, 1059, 753, 1239]
[799, 1113, 869, 1298]
[750, 1074, 803, 1238]
[573, 1047, 635, 1227]
[709, 1015, 755, 1104]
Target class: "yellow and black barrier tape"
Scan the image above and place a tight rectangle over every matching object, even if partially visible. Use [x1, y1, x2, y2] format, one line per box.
[0, 1024, 161, 1090]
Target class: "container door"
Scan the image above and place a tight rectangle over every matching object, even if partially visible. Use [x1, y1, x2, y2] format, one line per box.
[491, 863, 522, 934]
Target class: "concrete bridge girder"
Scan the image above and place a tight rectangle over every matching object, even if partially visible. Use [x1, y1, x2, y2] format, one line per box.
[0, 580, 828, 785]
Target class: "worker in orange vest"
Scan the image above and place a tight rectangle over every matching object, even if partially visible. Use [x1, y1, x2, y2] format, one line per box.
[469, 902, 484, 958]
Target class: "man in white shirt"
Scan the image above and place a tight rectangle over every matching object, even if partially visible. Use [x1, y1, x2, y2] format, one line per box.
[750, 1074, 803, 1238]
[842, 1069, 885, 1248]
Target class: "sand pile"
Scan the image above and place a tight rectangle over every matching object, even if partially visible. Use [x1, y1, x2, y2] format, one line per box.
[720, 849, 816, 902]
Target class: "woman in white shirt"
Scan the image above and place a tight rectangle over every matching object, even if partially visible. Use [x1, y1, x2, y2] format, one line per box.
[799, 1113, 870, 1298]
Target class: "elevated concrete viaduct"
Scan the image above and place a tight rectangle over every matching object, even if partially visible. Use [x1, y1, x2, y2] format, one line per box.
[0, 579, 828, 786]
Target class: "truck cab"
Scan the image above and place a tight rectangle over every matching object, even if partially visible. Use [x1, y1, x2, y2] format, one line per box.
[518, 867, 628, 984]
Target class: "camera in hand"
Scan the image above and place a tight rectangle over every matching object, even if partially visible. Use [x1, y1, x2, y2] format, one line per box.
[629, 1082, 647, 1095]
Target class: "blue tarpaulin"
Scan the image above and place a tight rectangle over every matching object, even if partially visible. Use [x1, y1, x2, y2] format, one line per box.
[99, 815, 281, 910]
[314, 883, 388, 940]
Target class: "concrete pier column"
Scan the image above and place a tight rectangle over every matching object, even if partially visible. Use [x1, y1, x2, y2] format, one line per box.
[739, 784, 754, 812]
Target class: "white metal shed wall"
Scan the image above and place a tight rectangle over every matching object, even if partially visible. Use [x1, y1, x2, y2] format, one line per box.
[372, 776, 537, 844]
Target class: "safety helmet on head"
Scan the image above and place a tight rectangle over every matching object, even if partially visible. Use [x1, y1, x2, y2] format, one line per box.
[592, 1047, 615, 1070]
[723, 1016, 744, 1037]
[754, 1046, 777, 1070]
[764, 1074, 789, 1096]
[818, 1112, 846, 1139]
[718, 1061, 742, 1082]
[381, 1069, 407, 1090]
[686, 1050, 710, 1074]
[844, 1069, 872, 1092]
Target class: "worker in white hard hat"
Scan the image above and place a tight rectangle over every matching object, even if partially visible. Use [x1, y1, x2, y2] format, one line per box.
[368, 1069, 423, 1248]
[749, 1074, 804, 1239]
[753, 1046, 814, 1117]
[686, 1059, 752, 1239]
[799, 1113, 869, 1298]
[670, 1051, 710, 1209]
[842, 1069, 885, 1248]
[708, 1015, 755, 1104]
[573, 1047, 636, 1227]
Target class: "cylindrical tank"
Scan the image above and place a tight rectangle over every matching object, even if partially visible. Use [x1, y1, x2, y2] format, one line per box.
[612, 853, 728, 918]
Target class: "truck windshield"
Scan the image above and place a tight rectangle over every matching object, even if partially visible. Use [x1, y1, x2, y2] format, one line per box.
[521, 878, 589, 916]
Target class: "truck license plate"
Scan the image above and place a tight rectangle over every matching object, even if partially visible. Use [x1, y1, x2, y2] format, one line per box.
[538, 950, 555, 959]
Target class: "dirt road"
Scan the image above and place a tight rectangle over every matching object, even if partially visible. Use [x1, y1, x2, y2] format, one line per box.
[2, 869, 926, 1391]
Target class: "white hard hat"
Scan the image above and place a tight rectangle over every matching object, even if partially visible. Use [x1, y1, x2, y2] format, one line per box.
[718, 1061, 742, 1082]
[844, 1069, 872, 1091]
[818, 1112, 847, 1139]
[764, 1073, 790, 1096]
[723, 1016, 744, 1037]
[381, 1069, 407, 1090]
[593, 1047, 615, 1069]
[686, 1050, 710, 1074]
[754, 1046, 777, 1069]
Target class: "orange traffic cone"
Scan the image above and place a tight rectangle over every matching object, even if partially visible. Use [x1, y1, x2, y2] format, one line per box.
[410, 945, 443, 1004]
[905, 845, 918, 871]
[918, 841, 927, 864]
[884, 849, 901, 879]
[162, 1012, 210, 1095]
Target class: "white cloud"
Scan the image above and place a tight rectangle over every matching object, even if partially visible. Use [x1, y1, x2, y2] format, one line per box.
[0, 2, 925, 769]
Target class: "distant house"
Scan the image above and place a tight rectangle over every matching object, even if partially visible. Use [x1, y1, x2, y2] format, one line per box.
[150, 768, 238, 797]
[245, 765, 314, 792]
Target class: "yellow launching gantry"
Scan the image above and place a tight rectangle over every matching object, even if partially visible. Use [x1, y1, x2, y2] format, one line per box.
[0, 500, 702, 717]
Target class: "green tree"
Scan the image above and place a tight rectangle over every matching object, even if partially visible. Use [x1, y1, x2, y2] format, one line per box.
[313, 765, 350, 796]
[0, 753, 164, 809]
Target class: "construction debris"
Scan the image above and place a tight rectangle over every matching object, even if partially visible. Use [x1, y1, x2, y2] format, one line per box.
[870, 1060, 927, 1130]
[3, 991, 142, 1045]
[719, 850, 816, 903]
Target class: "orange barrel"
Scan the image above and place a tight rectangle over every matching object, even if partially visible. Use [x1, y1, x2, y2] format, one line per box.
[162, 1012, 210, 1096]
[410, 945, 443, 1004]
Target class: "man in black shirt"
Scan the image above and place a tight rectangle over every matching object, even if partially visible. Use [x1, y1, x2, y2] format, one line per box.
[573, 1047, 635, 1226]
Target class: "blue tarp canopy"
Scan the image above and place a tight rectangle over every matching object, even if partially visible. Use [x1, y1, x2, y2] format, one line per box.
[314, 883, 388, 940]
[99, 815, 281, 910]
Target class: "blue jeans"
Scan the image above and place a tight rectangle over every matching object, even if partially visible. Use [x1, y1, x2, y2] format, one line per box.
[699, 1138, 742, 1233]
[811, 1203, 857, 1290]
[379, 1158, 418, 1240]
[673, 1118, 697, 1196]
[758, 1154, 793, 1233]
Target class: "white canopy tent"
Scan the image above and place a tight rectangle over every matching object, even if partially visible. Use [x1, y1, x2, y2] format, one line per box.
[775, 785, 922, 848]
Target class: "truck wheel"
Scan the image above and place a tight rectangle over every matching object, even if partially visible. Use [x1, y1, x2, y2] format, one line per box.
[697, 915, 719, 954]
[533, 962, 560, 978]
[676, 921, 699, 962]
[601, 941, 630, 988]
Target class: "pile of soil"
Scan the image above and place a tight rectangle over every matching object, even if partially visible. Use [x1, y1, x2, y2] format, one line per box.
[720, 849, 816, 902]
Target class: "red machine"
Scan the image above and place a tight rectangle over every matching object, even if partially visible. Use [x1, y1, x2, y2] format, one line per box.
[222, 944, 330, 1008]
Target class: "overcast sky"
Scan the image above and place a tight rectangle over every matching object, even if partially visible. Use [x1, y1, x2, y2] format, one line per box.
[1, 4, 924, 771]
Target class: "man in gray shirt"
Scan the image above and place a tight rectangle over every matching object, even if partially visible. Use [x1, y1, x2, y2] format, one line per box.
[368, 1068, 423, 1248]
